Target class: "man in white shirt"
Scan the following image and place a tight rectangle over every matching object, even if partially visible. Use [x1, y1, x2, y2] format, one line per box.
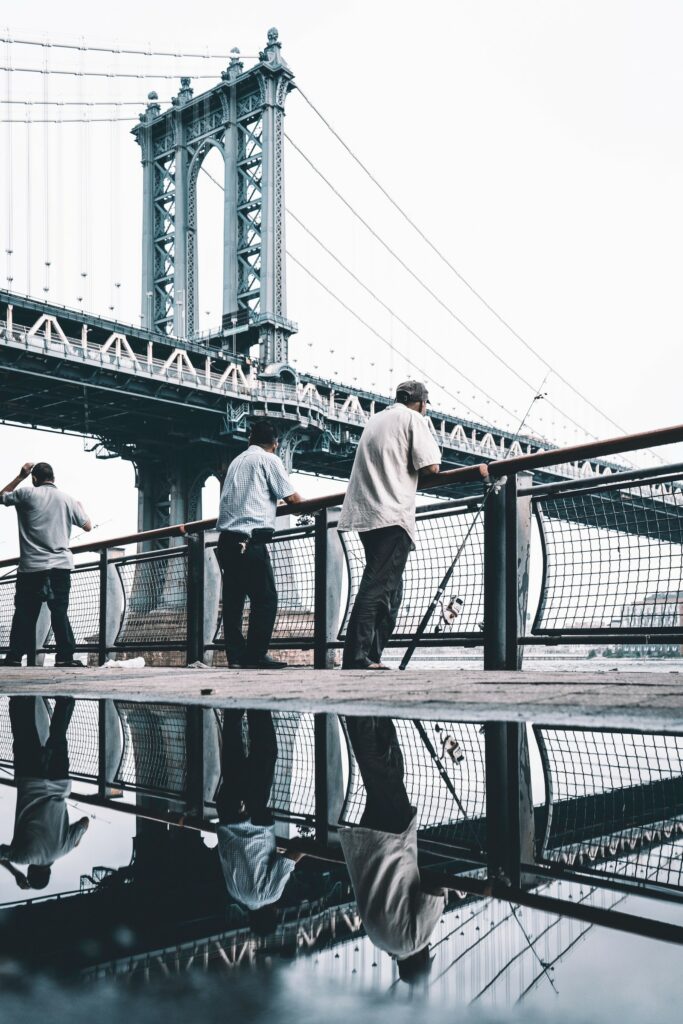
[0, 461, 92, 667]
[339, 715, 445, 982]
[337, 382, 441, 669]
[215, 708, 303, 935]
[216, 420, 303, 669]
[0, 696, 89, 891]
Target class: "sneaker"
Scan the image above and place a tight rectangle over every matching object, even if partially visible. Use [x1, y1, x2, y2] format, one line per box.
[248, 655, 288, 669]
[55, 659, 86, 668]
[228, 662, 246, 669]
[0, 658, 22, 668]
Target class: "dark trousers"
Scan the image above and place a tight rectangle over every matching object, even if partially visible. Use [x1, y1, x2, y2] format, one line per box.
[216, 532, 278, 665]
[215, 709, 277, 826]
[345, 716, 414, 834]
[9, 695, 75, 780]
[8, 569, 76, 663]
[342, 526, 413, 668]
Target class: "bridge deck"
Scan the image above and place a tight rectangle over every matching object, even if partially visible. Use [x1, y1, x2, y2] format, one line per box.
[0, 667, 681, 731]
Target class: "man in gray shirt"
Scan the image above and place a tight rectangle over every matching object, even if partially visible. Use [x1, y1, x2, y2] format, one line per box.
[216, 420, 302, 669]
[338, 381, 441, 669]
[1, 462, 91, 667]
[0, 696, 89, 891]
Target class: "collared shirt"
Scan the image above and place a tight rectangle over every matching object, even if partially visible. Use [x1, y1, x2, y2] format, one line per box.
[337, 404, 442, 544]
[217, 445, 294, 537]
[0, 483, 89, 572]
[217, 821, 295, 910]
[0, 777, 88, 866]
[339, 811, 445, 960]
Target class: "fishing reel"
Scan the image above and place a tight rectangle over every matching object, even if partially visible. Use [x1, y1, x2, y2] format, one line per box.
[434, 723, 465, 764]
[434, 594, 464, 634]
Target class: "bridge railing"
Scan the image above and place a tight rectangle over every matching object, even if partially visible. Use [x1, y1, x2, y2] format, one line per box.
[1, 421, 683, 665]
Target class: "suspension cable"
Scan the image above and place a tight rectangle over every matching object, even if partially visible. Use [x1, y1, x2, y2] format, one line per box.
[294, 85, 636, 442]
[24, 101, 31, 295]
[0, 34, 257, 61]
[0, 114, 136, 123]
[285, 132, 595, 441]
[287, 208, 519, 425]
[199, 161, 518, 427]
[42, 40, 49, 295]
[287, 248, 516, 429]
[4, 34, 13, 288]
[0, 65, 228, 79]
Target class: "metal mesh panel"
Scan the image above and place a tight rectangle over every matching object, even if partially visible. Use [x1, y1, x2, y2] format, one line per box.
[0, 696, 13, 765]
[114, 551, 187, 647]
[114, 701, 187, 796]
[533, 484, 683, 634]
[44, 563, 100, 649]
[44, 697, 101, 780]
[0, 576, 17, 649]
[213, 709, 316, 821]
[340, 718, 486, 843]
[339, 506, 484, 641]
[535, 726, 683, 888]
[211, 529, 316, 645]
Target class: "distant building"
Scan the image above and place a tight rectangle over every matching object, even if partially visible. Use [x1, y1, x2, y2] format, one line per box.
[614, 590, 683, 657]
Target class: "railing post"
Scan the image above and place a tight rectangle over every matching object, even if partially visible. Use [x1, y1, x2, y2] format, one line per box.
[313, 506, 344, 670]
[98, 699, 123, 799]
[186, 531, 205, 665]
[314, 713, 329, 846]
[185, 705, 205, 817]
[483, 473, 535, 887]
[98, 548, 108, 666]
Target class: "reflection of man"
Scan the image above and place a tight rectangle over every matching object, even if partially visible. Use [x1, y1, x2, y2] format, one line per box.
[0, 461, 92, 668]
[339, 716, 445, 982]
[216, 709, 303, 935]
[338, 382, 441, 669]
[0, 697, 89, 890]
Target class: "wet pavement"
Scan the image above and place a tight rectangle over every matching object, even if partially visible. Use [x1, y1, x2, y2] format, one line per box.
[0, 693, 680, 1021]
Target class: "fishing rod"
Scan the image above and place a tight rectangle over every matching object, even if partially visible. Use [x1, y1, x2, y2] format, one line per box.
[399, 371, 550, 672]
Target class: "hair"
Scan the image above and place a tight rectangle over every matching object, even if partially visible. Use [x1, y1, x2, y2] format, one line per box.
[249, 420, 279, 447]
[397, 945, 433, 983]
[26, 864, 52, 890]
[248, 904, 279, 937]
[31, 462, 55, 484]
[395, 390, 411, 405]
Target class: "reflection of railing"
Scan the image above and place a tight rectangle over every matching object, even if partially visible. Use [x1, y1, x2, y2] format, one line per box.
[0, 697, 681, 941]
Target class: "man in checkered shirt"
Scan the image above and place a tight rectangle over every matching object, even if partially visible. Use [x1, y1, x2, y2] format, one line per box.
[216, 420, 303, 669]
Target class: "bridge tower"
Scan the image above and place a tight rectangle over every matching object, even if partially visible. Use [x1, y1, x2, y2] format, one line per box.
[133, 27, 295, 367]
[131, 28, 296, 534]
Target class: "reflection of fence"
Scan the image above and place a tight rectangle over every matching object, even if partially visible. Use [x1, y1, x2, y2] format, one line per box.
[534, 725, 683, 892]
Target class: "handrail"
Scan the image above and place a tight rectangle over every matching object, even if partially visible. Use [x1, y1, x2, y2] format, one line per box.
[0, 421, 681, 569]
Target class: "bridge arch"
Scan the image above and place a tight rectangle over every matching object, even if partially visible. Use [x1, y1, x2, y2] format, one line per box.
[187, 138, 226, 338]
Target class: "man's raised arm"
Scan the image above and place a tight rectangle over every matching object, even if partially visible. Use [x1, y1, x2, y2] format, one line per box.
[1, 463, 33, 496]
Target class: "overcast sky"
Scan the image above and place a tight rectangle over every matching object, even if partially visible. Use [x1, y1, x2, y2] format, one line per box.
[1, 1, 681, 556]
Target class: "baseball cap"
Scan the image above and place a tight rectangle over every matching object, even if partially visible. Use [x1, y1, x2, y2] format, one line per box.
[395, 380, 429, 404]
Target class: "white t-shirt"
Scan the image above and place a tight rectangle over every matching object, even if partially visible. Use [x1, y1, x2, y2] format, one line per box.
[339, 811, 445, 960]
[1, 483, 89, 572]
[337, 405, 441, 544]
[0, 778, 88, 865]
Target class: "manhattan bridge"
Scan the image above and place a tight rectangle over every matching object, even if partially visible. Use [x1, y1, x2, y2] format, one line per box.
[0, 27, 647, 533]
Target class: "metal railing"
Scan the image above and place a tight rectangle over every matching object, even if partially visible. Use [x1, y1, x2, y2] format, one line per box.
[2, 421, 683, 665]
